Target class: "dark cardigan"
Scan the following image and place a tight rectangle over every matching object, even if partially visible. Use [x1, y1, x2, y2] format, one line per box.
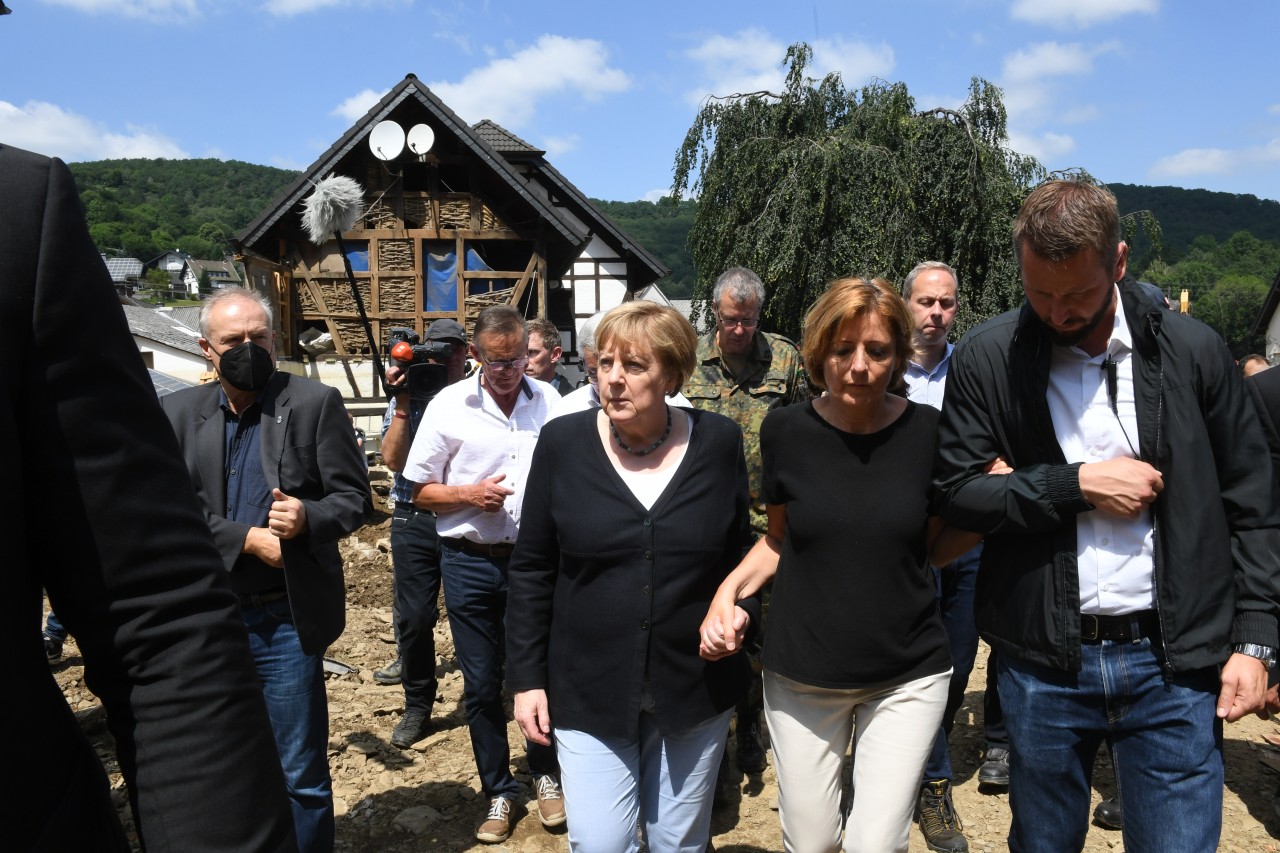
[506, 406, 757, 740]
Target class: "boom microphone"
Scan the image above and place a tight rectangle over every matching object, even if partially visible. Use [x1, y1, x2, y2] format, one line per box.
[302, 175, 365, 244]
[300, 175, 392, 397]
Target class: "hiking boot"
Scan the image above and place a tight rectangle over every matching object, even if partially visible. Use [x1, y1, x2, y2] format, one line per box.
[977, 746, 1010, 788]
[534, 774, 566, 828]
[390, 709, 429, 748]
[475, 796, 512, 843]
[735, 716, 767, 773]
[917, 779, 968, 853]
[1093, 796, 1123, 830]
[373, 657, 403, 685]
[44, 634, 63, 665]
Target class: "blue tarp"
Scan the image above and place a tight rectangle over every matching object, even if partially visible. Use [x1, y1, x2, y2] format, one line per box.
[425, 248, 494, 311]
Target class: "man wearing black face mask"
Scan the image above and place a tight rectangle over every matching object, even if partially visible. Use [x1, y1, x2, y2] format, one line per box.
[160, 286, 371, 853]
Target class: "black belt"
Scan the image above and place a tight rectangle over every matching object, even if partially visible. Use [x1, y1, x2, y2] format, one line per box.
[443, 536, 514, 559]
[236, 588, 289, 608]
[395, 501, 433, 514]
[1080, 610, 1159, 644]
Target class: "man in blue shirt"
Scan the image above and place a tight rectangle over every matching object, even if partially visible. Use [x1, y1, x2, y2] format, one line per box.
[902, 261, 1007, 853]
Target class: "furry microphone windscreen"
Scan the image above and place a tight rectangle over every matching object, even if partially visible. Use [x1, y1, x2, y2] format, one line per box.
[302, 175, 366, 244]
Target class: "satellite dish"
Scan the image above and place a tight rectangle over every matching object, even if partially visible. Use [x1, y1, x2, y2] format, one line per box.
[369, 120, 405, 161]
[407, 124, 436, 156]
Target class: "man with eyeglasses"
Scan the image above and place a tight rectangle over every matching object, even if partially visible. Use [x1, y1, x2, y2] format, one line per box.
[685, 267, 809, 781]
[402, 305, 563, 843]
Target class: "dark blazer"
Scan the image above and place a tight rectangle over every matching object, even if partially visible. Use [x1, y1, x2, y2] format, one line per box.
[2, 144, 296, 849]
[161, 371, 371, 655]
[506, 407, 758, 740]
[1246, 365, 1280, 474]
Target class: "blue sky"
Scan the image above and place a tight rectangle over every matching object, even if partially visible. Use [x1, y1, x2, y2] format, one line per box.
[3, 0, 1278, 202]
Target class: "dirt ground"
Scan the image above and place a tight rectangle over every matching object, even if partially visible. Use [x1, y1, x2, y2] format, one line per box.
[53, 501, 1280, 851]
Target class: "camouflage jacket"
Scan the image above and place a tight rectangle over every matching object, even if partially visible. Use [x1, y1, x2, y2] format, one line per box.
[685, 330, 809, 535]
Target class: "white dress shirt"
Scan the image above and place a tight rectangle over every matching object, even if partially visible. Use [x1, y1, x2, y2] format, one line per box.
[403, 372, 555, 545]
[1046, 288, 1156, 615]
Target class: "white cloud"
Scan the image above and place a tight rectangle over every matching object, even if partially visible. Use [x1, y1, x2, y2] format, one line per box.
[1010, 0, 1158, 29]
[1149, 138, 1280, 178]
[685, 28, 893, 105]
[262, 0, 408, 17]
[428, 35, 630, 128]
[1007, 130, 1077, 162]
[541, 135, 579, 158]
[1269, 104, 1280, 116]
[0, 100, 188, 161]
[43, 0, 200, 19]
[331, 88, 389, 123]
[998, 41, 1116, 162]
[1002, 41, 1118, 84]
[641, 188, 669, 204]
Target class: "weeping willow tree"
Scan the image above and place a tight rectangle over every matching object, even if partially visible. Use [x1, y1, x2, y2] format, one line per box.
[671, 43, 1045, 339]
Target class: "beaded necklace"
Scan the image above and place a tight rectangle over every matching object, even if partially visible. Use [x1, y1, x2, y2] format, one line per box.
[611, 406, 673, 456]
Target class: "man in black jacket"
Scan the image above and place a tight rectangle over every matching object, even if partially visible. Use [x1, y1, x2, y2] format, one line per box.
[5, 142, 296, 851]
[934, 179, 1280, 852]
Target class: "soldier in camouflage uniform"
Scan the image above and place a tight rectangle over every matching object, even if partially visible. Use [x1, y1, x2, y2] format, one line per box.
[684, 266, 809, 782]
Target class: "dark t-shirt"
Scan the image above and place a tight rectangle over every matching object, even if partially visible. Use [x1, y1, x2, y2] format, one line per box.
[760, 400, 951, 688]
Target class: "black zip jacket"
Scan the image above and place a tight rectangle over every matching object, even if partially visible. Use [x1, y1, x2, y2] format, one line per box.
[934, 277, 1280, 673]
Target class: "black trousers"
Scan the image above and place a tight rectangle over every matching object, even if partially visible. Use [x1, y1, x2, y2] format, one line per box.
[391, 503, 442, 714]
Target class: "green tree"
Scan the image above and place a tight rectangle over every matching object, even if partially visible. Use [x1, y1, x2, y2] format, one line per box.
[1189, 274, 1268, 358]
[671, 43, 1045, 339]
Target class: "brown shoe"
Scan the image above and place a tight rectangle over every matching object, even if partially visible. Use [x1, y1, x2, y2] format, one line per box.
[476, 796, 512, 843]
[534, 775, 566, 828]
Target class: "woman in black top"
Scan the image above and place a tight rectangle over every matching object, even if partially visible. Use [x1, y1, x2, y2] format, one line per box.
[508, 301, 757, 852]
[702, 278, 975, 852]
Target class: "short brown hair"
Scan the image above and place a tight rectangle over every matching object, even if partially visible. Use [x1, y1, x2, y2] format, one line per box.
[595, 302, 698, 395]
[801, 278, 916, 393]
[1013, 179, 1121, 269]
[473, 305, 525, 341]
[525, 317, 562, 351]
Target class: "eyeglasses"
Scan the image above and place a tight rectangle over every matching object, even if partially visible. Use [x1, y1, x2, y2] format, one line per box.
[477, 352, 529, 374]
[717, 313, 760, 330]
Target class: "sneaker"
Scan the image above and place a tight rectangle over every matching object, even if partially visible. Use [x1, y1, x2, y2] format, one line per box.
[43, 634, 63, 665]
[475, 796, 512, 843]
[373, 657, 403, 685]
[735, 718, 767, 773]
[977, 746, 1010, 788]
[917, 780, 969, 853]
[1092, 796, 1123, 830]
[534, 774, 567, 828]
[390, 709, 429, 748]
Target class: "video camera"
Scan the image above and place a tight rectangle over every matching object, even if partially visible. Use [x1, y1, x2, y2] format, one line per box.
[386, 328, 450, 422]
[388, 328, 453, 365]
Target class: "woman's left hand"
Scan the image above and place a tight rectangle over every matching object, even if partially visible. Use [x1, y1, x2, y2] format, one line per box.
[699, 604, 750, 661]
[514, 689, 553, 745]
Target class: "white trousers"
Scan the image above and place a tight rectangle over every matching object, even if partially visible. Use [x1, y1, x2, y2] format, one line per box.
[764, 667, 950, 853]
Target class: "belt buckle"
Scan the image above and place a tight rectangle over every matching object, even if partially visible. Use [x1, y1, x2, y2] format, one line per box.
[1080, 614, 1100, 642]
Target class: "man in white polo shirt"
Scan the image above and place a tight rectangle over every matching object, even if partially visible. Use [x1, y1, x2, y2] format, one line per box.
[403, 305, 563, 843]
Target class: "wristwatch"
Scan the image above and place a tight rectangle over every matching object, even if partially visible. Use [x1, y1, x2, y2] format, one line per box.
[1234, 643, 1277, 669]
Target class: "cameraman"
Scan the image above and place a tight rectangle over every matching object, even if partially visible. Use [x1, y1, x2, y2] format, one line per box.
[380, 319, 469, 748]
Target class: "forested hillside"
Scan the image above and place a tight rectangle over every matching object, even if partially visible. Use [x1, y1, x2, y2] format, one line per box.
[1110, 183, 1280, 267]
[69, 158, 298, 261]
[592, 197, 697, 298]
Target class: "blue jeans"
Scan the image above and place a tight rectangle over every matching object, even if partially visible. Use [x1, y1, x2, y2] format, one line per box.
[391, 504, 440, 714]
[556, 709, 732, 853]
[998, 637, 1222, 853]
[923, 545, 1007, 783]
[440, 541, 558, 800]
[44, 609, 68, 642]
[242, 597, 334, 853]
